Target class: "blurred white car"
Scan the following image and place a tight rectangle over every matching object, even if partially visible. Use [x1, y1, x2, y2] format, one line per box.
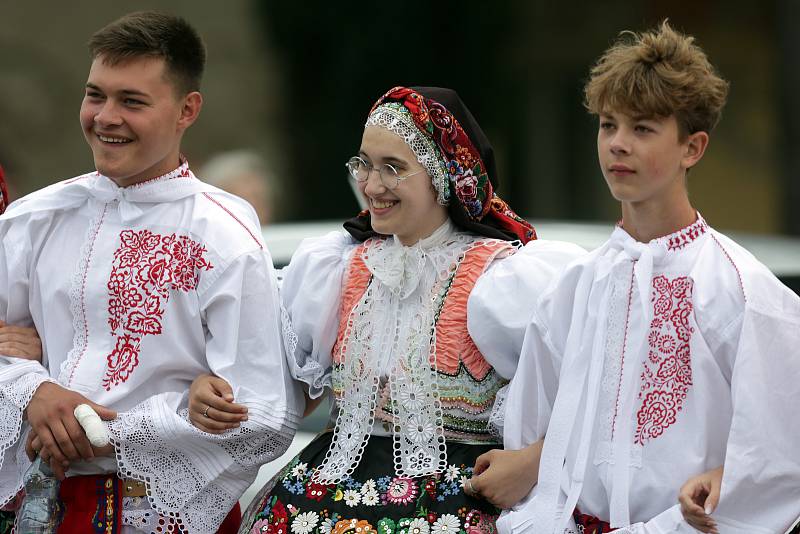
[263, 218, 800, 292]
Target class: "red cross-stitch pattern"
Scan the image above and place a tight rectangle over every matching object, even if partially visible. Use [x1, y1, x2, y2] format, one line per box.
[634, 275, 694, 445]
[104, 229, 213, 390]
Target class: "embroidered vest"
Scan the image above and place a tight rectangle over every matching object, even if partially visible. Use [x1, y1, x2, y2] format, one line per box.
[332, 238, 511, 442]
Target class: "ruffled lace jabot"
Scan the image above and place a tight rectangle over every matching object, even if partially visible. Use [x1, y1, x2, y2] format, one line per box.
[363, 220, 455, 299]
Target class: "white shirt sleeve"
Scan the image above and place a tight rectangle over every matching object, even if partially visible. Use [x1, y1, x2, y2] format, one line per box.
[467, 239, 586, 380]
[280, 231, 356, 398]
[708, 296, 800, 533]
[105, 247, 303, 533]
[625, 278, 800, 534]
[0, 213, 57, 507]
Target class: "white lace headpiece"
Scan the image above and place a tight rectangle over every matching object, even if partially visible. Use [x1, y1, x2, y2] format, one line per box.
[365, 103, 451, 206]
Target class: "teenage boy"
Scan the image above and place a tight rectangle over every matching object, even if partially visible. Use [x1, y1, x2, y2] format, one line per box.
[0, 11, 301, 533]
[490, 21, 800, 533]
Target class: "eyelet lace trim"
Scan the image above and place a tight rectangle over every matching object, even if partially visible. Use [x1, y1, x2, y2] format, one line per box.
[107, 399, 294, 533]
[58, 203, 109, 386]
[313, 232, 501, 484]
[281, 302, 329, 399]
[595, 262, 635, 461]
[366, 104, 450, 206]
[0, 374, 55, 507]
[487, 383, 508, 439]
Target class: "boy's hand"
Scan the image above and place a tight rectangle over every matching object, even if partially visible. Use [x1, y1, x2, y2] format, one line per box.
[188, 373, 248, 434]
[679, 465, 723, 534]
[0, 320, 43, 361]
[467, 440, 544, 509]
[24, 383, 116, 480]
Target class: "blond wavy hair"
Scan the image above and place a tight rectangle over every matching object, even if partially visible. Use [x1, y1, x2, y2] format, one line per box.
[584, 20, 729, 138]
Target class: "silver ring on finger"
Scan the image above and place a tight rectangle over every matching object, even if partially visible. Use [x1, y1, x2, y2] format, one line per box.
[465, 478, 476, 496]
[203, 406, 210, 418]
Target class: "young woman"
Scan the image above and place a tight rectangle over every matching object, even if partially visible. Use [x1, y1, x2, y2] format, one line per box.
[190, 86, 584, 533]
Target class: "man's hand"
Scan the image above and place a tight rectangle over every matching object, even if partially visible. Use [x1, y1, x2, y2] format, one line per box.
[467, 440, 544, 509]
[24, 382, 116, 480]
[0, 320, 43, 361]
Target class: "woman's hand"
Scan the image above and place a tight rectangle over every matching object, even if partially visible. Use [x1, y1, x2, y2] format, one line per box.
[467, 439, 544, 509]
[679, 465, 723, 533]
[188, 373, 248, 434]
[0, 320, 43, 361]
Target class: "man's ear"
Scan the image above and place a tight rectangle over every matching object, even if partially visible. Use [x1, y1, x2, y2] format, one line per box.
[177, 91, 203, 131]
[683, 130, 709, 170]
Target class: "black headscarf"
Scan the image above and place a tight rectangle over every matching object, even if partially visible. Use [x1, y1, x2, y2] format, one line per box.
[344, 86, 535, 243]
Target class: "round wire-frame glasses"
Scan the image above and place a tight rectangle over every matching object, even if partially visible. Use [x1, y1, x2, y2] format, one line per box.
[345, 156, 424, 190]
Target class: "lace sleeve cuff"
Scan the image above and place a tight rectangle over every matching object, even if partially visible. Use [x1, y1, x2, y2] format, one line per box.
[488, 383, 508, 438]
[0, 370, 55, 506]
[281, 304, 332, 399]
[106, 395, 298, 533]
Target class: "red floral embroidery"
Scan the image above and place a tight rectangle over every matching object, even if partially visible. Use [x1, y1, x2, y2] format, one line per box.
[634, 275, 694, 445]
[103, 229, 213, 390]
[573, 510, 613, 533]
[665, 218, 708, 250]
[269, 500, 288, 534]
[305, 481, 331, 501]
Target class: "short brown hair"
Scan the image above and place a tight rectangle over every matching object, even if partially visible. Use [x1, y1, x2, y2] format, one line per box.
[88, 11, 205, 95]
[584, 20, 729, 138]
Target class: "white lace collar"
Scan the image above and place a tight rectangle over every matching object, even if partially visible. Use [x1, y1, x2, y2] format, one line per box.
[1, 160, 218, 225]
[363, 219, 456, 299]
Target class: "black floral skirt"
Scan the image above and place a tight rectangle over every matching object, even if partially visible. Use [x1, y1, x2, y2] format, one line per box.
[240, 432, 500, 534]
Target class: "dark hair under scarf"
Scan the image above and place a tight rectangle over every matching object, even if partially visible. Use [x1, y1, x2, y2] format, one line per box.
[344, 86, 536, 244]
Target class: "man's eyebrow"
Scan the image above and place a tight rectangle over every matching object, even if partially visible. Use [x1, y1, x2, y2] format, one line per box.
[85, 83, 150, 98]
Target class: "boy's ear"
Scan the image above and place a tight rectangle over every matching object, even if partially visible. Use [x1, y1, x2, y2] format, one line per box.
[683, 131, 709, 170]
[177, 91, 203, 131]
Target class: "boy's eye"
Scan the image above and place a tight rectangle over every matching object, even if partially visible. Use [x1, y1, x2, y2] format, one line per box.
[600, 121, 615, 130]
[635, 124, 653, 133]
[124, 98, 144, 106]
[86, 91, 103, 99]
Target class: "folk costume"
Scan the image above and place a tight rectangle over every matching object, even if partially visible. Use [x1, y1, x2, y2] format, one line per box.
[240, 87, 582, 534]
[0, 164, 12, 534]
[0, 160, 303, 533]
[500, 216, 800, 534]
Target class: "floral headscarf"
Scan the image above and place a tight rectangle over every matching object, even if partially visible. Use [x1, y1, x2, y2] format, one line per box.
[0, 164, 8, 214]
[345, 86, 536, 244]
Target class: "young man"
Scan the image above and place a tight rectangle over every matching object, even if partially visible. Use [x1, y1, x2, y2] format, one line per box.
[0, 12, 301, 533]
[493, 21, 800, 533]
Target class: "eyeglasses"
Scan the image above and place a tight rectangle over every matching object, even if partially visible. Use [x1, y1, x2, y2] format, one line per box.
[345, 156, 425, 190]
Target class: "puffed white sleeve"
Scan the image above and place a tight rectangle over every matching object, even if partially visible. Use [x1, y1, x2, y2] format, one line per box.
[105, 246, 304, 533]
[496, 260, 592, 534]
[701, 283, 800, 533]
[280, 231, 357, 399]
[467, 240, 586, 380]
[0, 212, 57, 507]
[588, 271, 800, 534]
[591, 286, 800, 534]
